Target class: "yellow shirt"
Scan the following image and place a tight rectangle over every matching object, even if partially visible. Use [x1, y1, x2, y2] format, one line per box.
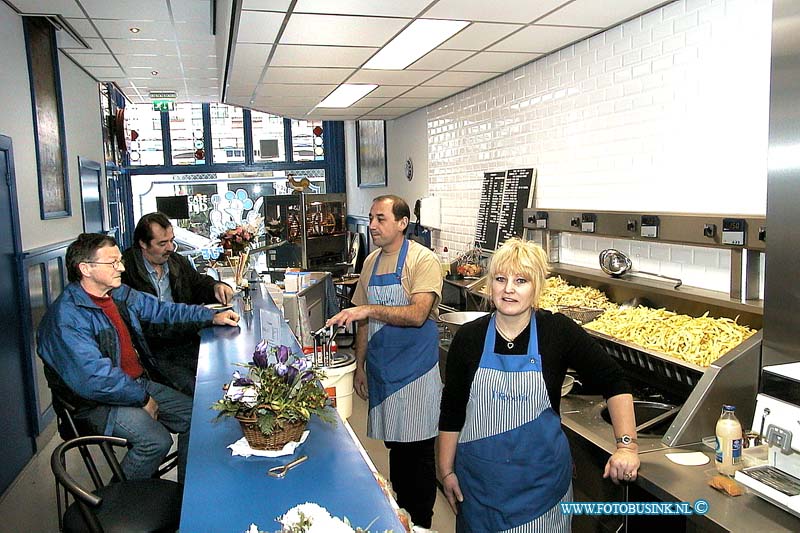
[352, 239, 442, 320]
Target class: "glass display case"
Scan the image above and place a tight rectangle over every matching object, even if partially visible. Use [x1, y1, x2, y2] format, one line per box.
[262, 193, 347, 271]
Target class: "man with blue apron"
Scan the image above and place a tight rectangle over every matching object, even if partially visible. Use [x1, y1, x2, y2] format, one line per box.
[327, 195, 443, 528]
[456, 314, 573, 532]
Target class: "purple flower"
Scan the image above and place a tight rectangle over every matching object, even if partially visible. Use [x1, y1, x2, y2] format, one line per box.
[300, 370, 315, 382]
[294, 357, 310, 372]
[276, 345, 290, 364]
[252, 351, 269, 369]
[233, 377, 254, 387]
[275, 363, 288, 376]
[285, 365, 299, 384]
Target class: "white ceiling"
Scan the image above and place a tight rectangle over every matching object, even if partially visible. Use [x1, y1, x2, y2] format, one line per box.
[7, 0, 669, 120]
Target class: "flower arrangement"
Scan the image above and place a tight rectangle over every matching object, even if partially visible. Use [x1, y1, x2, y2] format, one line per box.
[211, 342, 335, 446]
[218, 221, 260, 255]
[246, 502, 389, 533]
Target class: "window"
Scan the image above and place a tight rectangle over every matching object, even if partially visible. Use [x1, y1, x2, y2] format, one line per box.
[291, 119, 323, 162]
[251, 110, 285, 162]
[126, 103, 164, 166]
[210, 103, 245, 164]
[169, 103, 205, 166]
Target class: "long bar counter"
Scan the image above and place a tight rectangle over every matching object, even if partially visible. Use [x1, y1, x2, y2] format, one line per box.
[179, 290, 405, 532]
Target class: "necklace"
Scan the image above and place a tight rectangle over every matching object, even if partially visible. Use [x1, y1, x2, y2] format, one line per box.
[496, 325, 519, 349]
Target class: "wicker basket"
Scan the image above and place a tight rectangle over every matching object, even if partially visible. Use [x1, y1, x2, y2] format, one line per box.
[236, 416, 307, 450]
[558, 305, 606, 325]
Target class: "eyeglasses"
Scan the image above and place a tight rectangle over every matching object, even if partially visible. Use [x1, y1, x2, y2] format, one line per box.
[84, 259, 125, 269]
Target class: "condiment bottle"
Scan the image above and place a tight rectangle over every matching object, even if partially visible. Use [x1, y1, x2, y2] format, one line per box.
[715, 404, 743, 476]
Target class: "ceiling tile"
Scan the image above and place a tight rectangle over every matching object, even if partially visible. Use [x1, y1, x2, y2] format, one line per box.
[256, 83, 337, 96]
[280, 14, 407, 47]
[61, 37, 109, 52]
[236, 10, 285, 43]
[171, 0, 213, 24]
[118, 55, 181, 69]
[407, 50, 475, 71]
[86, 66, 127, 79]
[226, 95, 253, 106]
[105, 38, 178, 55]
[253, 96, 323, 107]
[9, 0, 85, 17]
[229, 61, 265, 84]
[270, 45, 378, 68]
[294, 0, 430, 17]
[539, 0, 664, 27]
[425, 0, 571, 24]
[226, 84, 257, 98]
[68, 52, 118, 67]
[180, 55, 218, 69]
[57, 30, 86, 50]
[360, 110, 403, 119]
[81, 0, 170, 20]
[399, 86, 463, 99]
[174, 22, 213, 42]
[454, 51, 542, 72]
[424, 71, 496, 86]
[242, 0, 292, 10]
[439, 22, 523, 51]
[348, 97, 395, 108]
[369, 86, 413, 97]
[349, 69, 437, 85]
[368, 107, 417, 115]
[489, 25, 597, 53]
[263, 67, 354, 84]
[383, 97, 440, 108]
[310, 109, 369, 119]
[176, 41, 217, 56]
[232, 43, 271, 66]
[93, 20, 176, 40]
[63, 18, 99, 39]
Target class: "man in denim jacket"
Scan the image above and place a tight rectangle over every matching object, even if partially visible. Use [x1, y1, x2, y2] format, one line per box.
[38, 233, 239, 483]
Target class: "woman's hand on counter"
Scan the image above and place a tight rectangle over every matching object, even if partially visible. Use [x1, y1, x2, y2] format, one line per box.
[603, 447, 640, 484]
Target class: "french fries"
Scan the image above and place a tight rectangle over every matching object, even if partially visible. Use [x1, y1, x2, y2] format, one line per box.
[539, 276, 618, 312]
[485, 274, 754, 367]
[584, 307, 756, 367]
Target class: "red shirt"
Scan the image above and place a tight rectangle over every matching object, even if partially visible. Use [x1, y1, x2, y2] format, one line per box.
[88, 292, 144, 379]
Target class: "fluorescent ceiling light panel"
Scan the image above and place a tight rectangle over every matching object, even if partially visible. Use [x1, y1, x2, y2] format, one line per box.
[316, 84, 378, 107]
[364, 19, 470, 70]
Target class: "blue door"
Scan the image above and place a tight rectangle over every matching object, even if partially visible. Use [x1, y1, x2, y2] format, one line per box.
[0, 135, 35, 494]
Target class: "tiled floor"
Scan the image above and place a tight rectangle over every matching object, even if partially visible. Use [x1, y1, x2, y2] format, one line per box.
[0, 384, 455, 533]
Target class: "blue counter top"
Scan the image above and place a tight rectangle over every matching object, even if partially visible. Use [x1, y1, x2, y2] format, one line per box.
[180, 291, 405, 532]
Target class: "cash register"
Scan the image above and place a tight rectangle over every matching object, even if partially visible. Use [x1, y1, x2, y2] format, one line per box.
[735, 362, 800, 518]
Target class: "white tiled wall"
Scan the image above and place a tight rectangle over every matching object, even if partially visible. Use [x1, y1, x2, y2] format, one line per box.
[426, 0, 772, 293]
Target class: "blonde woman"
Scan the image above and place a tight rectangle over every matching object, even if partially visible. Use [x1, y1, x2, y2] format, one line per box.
[438, 238, 639, 532]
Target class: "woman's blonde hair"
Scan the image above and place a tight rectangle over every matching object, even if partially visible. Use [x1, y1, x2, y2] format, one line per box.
[488, 238, 550, 309]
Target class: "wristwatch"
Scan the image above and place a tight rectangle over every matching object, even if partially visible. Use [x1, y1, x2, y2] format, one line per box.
[616, 434, 638, 446]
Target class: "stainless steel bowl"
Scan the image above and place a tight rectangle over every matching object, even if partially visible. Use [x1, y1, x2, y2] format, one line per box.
[439, 311, 489, 336]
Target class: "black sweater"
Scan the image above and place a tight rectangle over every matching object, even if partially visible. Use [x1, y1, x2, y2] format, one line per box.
[439, 310, 632, 432]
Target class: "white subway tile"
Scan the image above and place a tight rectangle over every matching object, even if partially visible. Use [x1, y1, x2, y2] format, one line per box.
[630, 241, 649, 259]
[649, 243, 671, 261]
[670, 246, 694, 264]
[693, 249, 719, 268]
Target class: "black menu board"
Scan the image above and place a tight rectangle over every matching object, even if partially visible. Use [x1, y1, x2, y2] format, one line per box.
[475, 171, 507, 251]
[475, 168, 535, 251]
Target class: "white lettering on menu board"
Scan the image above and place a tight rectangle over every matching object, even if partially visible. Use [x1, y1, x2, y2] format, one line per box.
[475, 169, 536, 251]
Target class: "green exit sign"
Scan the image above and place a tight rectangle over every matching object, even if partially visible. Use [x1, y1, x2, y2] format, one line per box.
[153, 100, 175, 112]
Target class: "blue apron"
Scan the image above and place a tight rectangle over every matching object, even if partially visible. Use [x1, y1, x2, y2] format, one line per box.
[365, 239, 441, 442]
[455, 314, 572, 532]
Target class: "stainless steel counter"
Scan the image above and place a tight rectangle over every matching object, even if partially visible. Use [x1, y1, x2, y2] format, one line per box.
[560, 393, 800, 532]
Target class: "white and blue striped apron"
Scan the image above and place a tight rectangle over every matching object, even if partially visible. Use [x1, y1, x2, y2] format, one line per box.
[366, 239, 441, 442]
[455, 314, 572, 533]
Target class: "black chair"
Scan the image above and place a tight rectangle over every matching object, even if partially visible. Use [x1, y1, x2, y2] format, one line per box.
[51, 435, 183, 533]
[51, 394, 179, 482]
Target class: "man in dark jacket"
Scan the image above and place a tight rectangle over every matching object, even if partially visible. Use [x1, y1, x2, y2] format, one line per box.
[122, 212, 233, 394]
[38, 233, 240, 483]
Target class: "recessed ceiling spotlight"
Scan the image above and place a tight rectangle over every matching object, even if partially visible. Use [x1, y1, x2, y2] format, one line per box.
[129, 27, 141, 33]
[151, 70, 159, 76]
